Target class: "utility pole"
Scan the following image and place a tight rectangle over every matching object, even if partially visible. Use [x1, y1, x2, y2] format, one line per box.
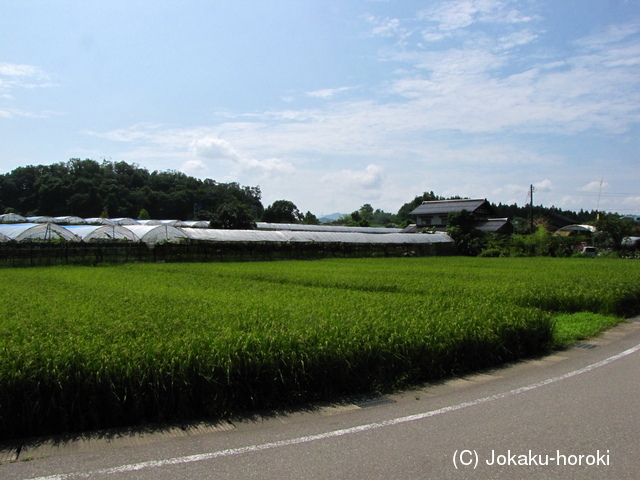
[529, 184, 535, 233]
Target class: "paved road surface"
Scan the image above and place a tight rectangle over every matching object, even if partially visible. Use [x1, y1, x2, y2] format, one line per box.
[2, 319, 640, 479]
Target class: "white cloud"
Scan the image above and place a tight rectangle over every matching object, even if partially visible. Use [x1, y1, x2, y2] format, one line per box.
[193, 136, 241, 162]
[307, 86, 356, 99]
[322, 164, 384, 190]
[534, 179, 553, 192]
[180, 159, 209, 176]
[364, 14, 411, 45]
[498, 28, 538, 50]
[0, 62, 43, 77]
[418, 0, 534, 40]
[0, 62, 53, 93]
[242, 157, 295, 176]
[580, 180, 609, 192]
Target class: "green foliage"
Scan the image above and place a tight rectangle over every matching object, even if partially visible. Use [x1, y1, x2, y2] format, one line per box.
[396, 191, 444, 223]
[447, 209, 485, 256]
[301, 211, 320, 225]
[262, 200, 303, 223]
[0, 159, 263, 221]
[209, 200, 256, 229]
[0, 257, 637, 440]
[595, 213, 635, 251]
[138, 208, 151, 220]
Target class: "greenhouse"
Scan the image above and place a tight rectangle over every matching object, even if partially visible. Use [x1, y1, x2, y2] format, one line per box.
[62, 225, 140, 242]
[122, 225, 189, 245]
[84, 218, 116, 226]
[26, 216, 56, 224]
[0, 223, 80, 242]
[0, 213, 27, 224]
[256, 222, 403, 234]
[182, 228, 452, 245]
[182, 220, 210, 228]
[159, 220, 187, 227]
[136, 219, 163, 226]
[110, 218, 139, 225]
[54, 216, 86, 225]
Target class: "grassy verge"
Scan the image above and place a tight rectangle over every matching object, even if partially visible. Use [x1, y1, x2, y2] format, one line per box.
[551, 312, 625, 348]
[0, 257, 638, 440]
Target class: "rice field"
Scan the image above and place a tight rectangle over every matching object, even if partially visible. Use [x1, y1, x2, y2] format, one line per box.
[0, 257, 638, 440]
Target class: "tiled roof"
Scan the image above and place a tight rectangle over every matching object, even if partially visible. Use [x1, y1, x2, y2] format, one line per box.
[409, 199, 493, 216]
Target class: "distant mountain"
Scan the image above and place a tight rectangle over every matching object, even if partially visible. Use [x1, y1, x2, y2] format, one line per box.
[318, 212, 346, 223]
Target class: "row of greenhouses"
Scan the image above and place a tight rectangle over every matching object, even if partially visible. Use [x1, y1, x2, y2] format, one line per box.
[0, 223, 453, 247]
[0, 213, 208, 228]
[0, 214, 406, 235]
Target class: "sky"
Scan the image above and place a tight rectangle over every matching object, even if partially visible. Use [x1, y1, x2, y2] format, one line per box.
[1, 0, 639, 218]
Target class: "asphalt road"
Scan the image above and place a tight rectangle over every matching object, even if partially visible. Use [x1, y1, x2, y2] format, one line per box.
[2, 319, 640, 480]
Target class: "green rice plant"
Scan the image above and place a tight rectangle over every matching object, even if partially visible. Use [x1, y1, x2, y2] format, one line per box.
[0, 257, 638, 440]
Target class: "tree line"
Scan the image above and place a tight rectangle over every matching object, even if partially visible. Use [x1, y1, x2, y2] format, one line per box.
[0, 159, 263, 226]
[0, 159, 607, 229]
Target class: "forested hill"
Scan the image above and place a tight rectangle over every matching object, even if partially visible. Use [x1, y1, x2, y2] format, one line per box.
[0, 159, 263, 221]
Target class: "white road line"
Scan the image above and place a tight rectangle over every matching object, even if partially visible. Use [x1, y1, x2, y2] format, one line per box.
[26, 342, 640, 480]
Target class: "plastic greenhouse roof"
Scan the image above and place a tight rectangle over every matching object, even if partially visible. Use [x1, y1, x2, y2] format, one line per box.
[256, 223, 403, 234]
[0, 213, 27, 224]
[183, 220, 210, 228]
[0, 223, 80, 242]
[62, 225, 140, 242]
[159, 219, 187, 227]
[122, 225, 189, 245]
[26, 216, 55, 223]
[84, 218, 116, 226]
[54, 216, 86, 225]
[110, 218, 139, 225]
[182, 229, 452, 244]
[182, 229, 288, 242]
[136, 219, 163, 226]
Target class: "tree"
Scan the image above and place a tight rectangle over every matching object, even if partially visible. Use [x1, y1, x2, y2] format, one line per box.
[595, 213, 635, 251]
[447, 210, 485, 256]
[262, 200, 302, 223]
[209, 200, 256, 229]
[138, 208, 151, 220]
[397, 191, 444, 224]
[0, 159, 264, 221]
[302, 211, 320, 225]
[359, 204, 373, 221]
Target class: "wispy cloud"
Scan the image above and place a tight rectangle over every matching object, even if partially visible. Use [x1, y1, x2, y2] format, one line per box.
[0, 62, 57, 119]
[418, 0, 534, 40]
[307, 86, 357, 99]
[364, 14, 412, 45]
[0, 62, 53, 90]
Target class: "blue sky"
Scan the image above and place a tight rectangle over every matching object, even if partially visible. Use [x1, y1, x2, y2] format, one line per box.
[1, 0, 639, 217]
